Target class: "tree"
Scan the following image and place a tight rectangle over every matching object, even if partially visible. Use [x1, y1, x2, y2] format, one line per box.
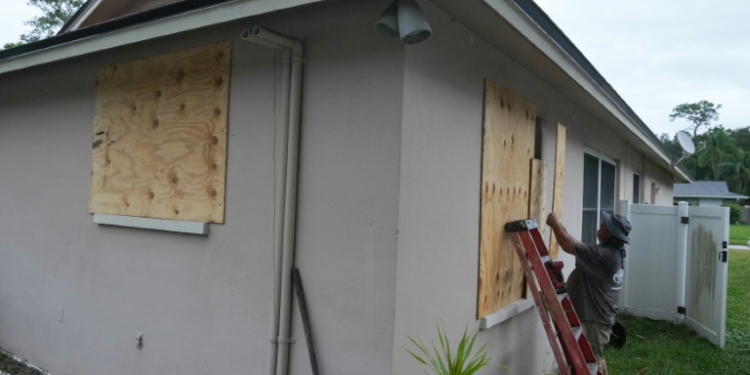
[694, 127, 735, 180]
[668, 100, 722, 136]
[2, 0, 85, 50]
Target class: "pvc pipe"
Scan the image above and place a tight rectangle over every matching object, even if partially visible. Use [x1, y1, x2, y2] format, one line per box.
[241, 25, 304, 375]
[267, 47, 291, 375]
[675, 201, 689, 323]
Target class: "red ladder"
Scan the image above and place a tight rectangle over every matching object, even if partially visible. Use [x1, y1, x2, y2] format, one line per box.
[505, 219, 601, 375]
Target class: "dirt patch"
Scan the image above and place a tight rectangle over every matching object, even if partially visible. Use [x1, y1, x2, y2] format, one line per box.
[0, 351, 45, 375]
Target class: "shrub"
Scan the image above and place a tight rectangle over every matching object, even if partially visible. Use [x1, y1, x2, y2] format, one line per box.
[723, 203, 742, 224]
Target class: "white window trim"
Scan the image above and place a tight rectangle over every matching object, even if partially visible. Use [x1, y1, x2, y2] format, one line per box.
[480, 298, 535, 330]
[93, 214, 208, 235]
[583, 147, 616, 165]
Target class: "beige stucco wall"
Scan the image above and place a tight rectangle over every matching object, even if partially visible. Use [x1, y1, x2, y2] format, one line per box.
[645, 158, 676, 205]
[0, 2, 404, 375]
[392, 1, 678, 374]
[0, 1, 682, 375]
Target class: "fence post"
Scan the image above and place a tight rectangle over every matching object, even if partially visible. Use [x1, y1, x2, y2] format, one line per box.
[675, 201, 689, 323]
[619, 200, 630, 310]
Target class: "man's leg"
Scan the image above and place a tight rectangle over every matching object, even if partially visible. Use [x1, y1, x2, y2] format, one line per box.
[582, 320, 612, 375]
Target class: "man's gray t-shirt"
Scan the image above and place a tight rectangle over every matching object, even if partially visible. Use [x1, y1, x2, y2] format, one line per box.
[567, 242, 625, 325]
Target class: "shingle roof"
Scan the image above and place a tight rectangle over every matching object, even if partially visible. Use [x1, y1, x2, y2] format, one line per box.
[674, 181, 748, 199]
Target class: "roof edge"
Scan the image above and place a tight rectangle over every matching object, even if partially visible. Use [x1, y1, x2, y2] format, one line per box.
[481, 0, 691, 181]
[0, 0, 322, 74]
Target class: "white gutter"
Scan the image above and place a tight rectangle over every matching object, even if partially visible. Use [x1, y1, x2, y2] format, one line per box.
[478, 0, 691, 182]
[0, 0, 322, 76]
[241, 25, 303, 375]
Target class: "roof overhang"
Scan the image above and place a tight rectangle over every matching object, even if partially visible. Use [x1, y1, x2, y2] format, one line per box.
[0, 0, 324, 75]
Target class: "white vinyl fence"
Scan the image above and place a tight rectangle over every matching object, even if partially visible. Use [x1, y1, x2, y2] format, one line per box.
[619, 200, 728, 348]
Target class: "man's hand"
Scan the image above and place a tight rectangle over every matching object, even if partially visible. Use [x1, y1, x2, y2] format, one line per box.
[546, 212, 560, 228]
[546, 212, 578, 255]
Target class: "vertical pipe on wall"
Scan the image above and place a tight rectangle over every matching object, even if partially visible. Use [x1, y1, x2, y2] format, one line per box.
[268, 47, 292, 375]
[241, 26, 304, 375]
[675, 201, 689, 323]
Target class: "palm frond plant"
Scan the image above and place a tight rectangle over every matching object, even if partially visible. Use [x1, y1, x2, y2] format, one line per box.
[404, 322, 509, 375]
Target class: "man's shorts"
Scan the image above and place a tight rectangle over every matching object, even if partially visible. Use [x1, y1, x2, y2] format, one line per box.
[582, 320, 612, 361]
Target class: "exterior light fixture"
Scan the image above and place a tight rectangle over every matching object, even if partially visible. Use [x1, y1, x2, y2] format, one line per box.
[375, 0, 432, 44]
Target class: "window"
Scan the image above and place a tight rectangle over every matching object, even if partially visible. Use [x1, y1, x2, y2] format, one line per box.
[582, 152, 616, 244]
[633, 173, 641, 204]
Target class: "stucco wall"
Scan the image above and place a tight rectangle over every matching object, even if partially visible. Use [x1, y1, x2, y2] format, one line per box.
[645, 158, 676, 205]
[391, 1, 676, 374]
[0, 1, 683, 375]
[0, 30, 278, 375]
[0, 2, 403, 375]
[276, 2, 404, 374]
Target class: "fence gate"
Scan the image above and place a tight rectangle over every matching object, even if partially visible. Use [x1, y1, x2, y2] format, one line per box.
[684, 206, 728, 348]
[619, 200, 728, 348]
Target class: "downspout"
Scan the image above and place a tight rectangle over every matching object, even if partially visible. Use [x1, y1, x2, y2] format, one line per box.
[241, 25, 304, 375]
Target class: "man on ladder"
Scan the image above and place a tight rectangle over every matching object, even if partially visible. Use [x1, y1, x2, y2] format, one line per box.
[546, 211, 631, 375]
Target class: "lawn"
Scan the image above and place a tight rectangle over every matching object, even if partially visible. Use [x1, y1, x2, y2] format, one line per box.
[729, 224, 750, 246]
[605, 249, 750, 375]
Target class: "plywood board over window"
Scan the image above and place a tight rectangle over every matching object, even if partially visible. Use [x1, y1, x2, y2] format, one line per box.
[89, 41, 231, 223]
[478, 80, 535, 318]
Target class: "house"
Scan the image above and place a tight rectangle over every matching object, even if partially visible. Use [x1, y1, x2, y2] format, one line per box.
[0, 0, 689, 374]
[674, 181, 748, 207]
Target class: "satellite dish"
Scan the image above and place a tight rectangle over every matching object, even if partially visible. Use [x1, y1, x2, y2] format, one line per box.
[671, 131, 696, 167]
[676, 131, 695, 155]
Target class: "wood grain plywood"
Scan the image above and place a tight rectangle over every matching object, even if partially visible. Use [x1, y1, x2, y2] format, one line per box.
[548, 123, 566, 257]
[89, 41, 231, 223]
[529, 158, 547, 234]
[478, 80, 535, 318]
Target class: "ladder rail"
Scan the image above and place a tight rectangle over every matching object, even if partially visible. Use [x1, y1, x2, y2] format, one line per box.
[520, 229, 591, 374]
[506, 219, 601, 375]
[510, 230, 571, 375]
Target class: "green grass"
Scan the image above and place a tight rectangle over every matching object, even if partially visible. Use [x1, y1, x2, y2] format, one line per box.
[605, 250, 750, 375]
[729, 224, 750, 246]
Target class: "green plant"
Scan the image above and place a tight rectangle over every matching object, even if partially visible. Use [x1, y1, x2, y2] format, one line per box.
[404, 322, 508, 375]
[723, 203, 741, 224]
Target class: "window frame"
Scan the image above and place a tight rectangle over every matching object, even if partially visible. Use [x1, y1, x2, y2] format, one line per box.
[582, 149, 617, 244]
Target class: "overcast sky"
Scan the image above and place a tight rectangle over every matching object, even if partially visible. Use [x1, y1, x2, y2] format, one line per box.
[533, 0, 750, 137]
[1, 0, 748, 137]
[0, 1, 41, 45]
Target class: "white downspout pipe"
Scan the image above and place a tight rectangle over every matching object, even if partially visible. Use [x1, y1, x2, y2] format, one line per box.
[241, 25, 304, 375]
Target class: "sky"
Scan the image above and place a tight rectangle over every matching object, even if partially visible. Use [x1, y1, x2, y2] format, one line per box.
[0, 1, 748, 137]
[0, 1, 42, 45]
[533, 0, 750, 137]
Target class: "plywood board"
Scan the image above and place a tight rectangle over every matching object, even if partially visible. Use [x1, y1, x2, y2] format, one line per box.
[89, 41, 231, 223]
[478, 80, 535, 318]
[529, 158, 547, 234]
[548, 123, 566, 257]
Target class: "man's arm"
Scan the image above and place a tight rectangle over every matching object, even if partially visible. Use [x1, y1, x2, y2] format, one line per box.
[546, 213, 580, 255]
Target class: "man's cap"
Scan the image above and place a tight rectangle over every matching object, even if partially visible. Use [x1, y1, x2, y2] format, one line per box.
[602, 211, 631, 244]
